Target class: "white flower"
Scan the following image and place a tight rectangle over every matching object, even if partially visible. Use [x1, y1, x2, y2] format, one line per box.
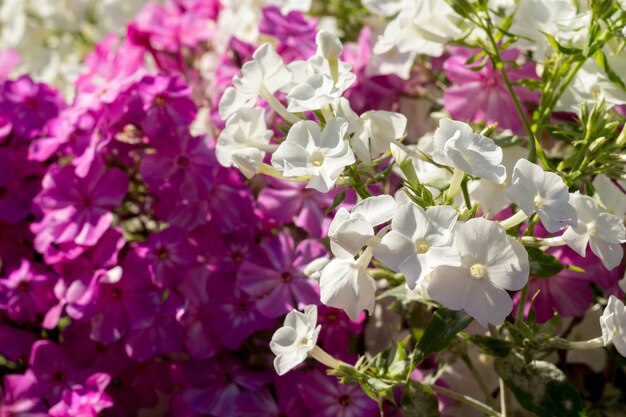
[592, 175, 626, 219]
[319, 255, 376, 321]
[218, 43, 292, 119]
[509, 0, 578, 59]
[270, 305, 321, 375]
[285, 32, 356, 112]
[335, 98, 407, 162]
[563, 193, 626, 270]
[375, 203, 460, 289]
[216, 108, 273, 168]
[328, 195, 396, 258]
[97, 0, 147, 34]
[432, 118, 506, 184]
[271, 118, 355, 193]
[600, 295, 626, 357]
[470, 145, 527, 216]
[505, 159, 577, 232]
[558, 59, 626, 113]
[373, 0, 461, 57]
[231, 148, 264, 179]
[316, 30, 342, 60]
[427, 218, 529, 327]
[287, 73, 356, 112]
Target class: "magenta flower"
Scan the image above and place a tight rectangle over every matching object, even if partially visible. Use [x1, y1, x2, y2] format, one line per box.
[139, 227, 198, 288]
[0, 374, 47, 417]
[140, 133, 216, 200]
[23, 340, 93, 403]
[299, 370, 379, 417]
[517, 245, 623, 323]
[317, 306, 364, 355]
[238, 233, 325, 318]
[137, 75, 196, 134]
[175, 267, 221, 359]
[177, 353, 270, 417]
[239, 372, 310, 417]
[257, 178, 355, 238]
[209, 285, 275, 350]
[89, 250, 161, 345]
[0, 324, 37, 362]
[124, 293, 184, 361]
[0, 147, 44, 224]
[342, 27, 405, 113]
[0, 75, 63, 139]
[0, 260, 56, 324]
[48, 373, 113, 417]
[31, 161, 128, 253]
[443, 48, 538, 134]
[259, 6, 317, 62]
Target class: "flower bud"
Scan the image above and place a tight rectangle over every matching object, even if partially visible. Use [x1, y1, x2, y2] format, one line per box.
[316, 30, 342, 60]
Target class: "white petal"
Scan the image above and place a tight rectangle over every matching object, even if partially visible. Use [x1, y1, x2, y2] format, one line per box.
[562, 227, 589, 257]
[589, 238, 623, 270]
[329, 216, 374, 258]
[464, 279, 513, 327]
[273, 350, 307, 375]
[352, 195, 397, 226]
[374, 230, 415, 271]
[427, 266, 472, 311]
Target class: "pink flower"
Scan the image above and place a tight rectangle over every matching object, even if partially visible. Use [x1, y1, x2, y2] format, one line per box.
[88, 250, 161, 345]
[443, 48, 538, 134]
[31, 161, 128, 253]
[259, 6, 317, 62]
[48, 373, 113, 417]
[237, 233, 325, 318]
[0, 260, 56, 324]
[299, 370, 378, 417]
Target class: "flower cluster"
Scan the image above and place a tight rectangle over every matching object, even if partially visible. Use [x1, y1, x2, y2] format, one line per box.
[1, 0, 626, 416]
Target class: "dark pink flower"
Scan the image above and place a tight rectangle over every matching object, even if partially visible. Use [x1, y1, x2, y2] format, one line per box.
[31, 161, 128, 253]
[48, 373, 113, 417]
[0, 75, 63, 139]
[0, 260, 56, 323]
[259, 6, 317, 62]
[0, 147, 44, 224]
[139, 227, 198, 288]
[443, 48, 538, 134]
[89, 251, 161, 345]
[238, 233, 325, 318]
[177, 353, 270, 417]
[299, 370, 378, 417]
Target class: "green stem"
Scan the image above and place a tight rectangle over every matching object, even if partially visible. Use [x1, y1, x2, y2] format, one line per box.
[515, 285, 528, 323]
[429, 384, 501, 417]
[548, 336, 604, 350]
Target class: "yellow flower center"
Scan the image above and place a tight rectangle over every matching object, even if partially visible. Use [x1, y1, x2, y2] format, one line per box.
[310, 152, 324, 167]
[470, 264, 487, 279]
[415, 239, 430, 254]
[533, 194, 544, 208]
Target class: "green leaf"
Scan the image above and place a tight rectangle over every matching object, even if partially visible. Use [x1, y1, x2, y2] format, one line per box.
[596, 51, 626, 90]
[542, 32, 583, 57]
[401, 381, 441, 417]
[495, 352, 586, 417]
[324, 190, 346, 215]
[413, 308, 473, 363]
[465, 334, 513, 357]
[526, 247, 565, 278]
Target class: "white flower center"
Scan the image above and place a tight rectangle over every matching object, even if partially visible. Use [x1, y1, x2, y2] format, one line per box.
[533, 194, 544, 208]
[310, 152, 325, 167]
[469, 264, 487, 279]
[298, 337, 309, 347]
[586, 222, 597, 236]
[415, 239, 430, 254]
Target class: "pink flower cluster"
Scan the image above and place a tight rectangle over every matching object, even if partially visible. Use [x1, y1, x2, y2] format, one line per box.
[0, 2, 376, 416]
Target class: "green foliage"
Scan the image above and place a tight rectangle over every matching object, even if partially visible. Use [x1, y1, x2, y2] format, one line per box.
[412, 308, 473, 364]
[401, 381, 441, 417]
[495, 352, 586, 417]
[526, 247, 566, 278]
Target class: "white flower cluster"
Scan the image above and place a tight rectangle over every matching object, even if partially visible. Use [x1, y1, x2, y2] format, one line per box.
[231, 29, 626, 374]
[216, 31, 408, 193]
